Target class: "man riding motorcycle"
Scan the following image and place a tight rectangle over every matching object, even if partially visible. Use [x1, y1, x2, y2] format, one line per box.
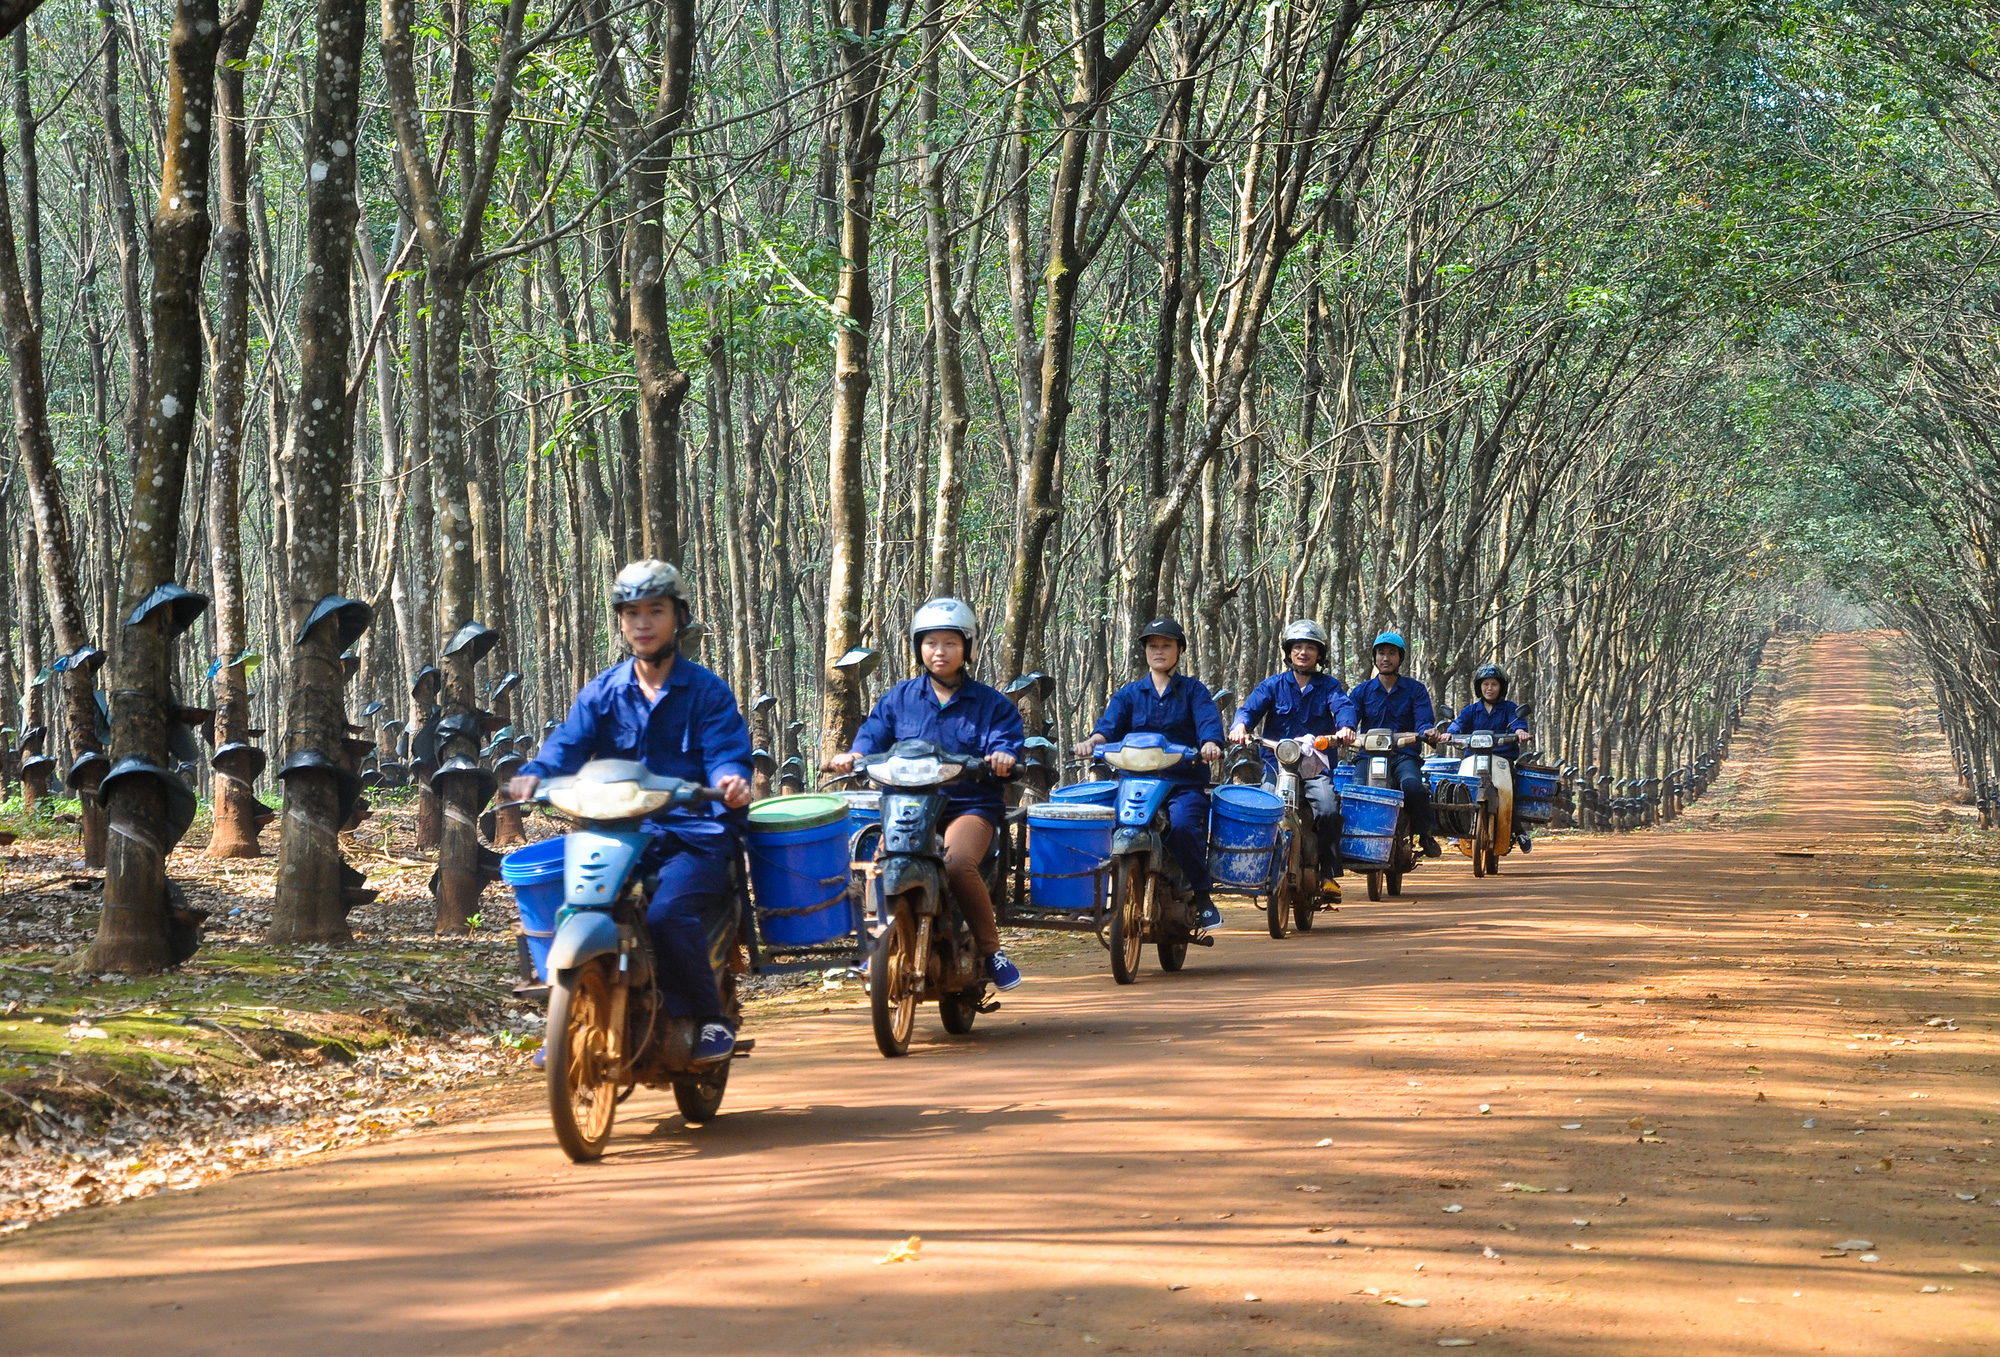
[507, 560, 754, 1064]
[1447, 661, 1534, 854]
[826, 598, 1027, 991]
[1335, 630, 1443, 859]
[1228, 620, 1347, 881]
[1074, 618, 1226, 930]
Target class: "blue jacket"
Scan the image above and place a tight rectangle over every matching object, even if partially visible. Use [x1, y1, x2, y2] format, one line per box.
[852, 674, 1024, 821]
[1094, 674, 1225, 788]
[521, 656, 754, 835]
[1337, 674, 1436, 735]
[1236, 670, 1347, 775]
[1447, 698, 1528, 738]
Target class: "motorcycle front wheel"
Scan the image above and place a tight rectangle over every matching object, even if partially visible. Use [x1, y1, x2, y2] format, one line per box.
[870, 903, 922, 1057]
[1367, 870, 1384, 901]
[939, 987, 980, 1034]
[1108, 858, 1147, 985]
[546, 958, 620, 1162]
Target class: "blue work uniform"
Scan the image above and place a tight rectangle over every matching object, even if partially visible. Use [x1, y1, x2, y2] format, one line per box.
[1337, 674, 1439, 837]
[1236, 670, 1348, 873]
[1094, 675, 1225, 897]
[851, 674, 1024, 826]
[521, 655, 753, 1021]
[1447, 698, 1528, 755]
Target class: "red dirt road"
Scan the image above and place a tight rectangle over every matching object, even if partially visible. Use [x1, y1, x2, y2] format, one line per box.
[5, 633, 1998, 1354]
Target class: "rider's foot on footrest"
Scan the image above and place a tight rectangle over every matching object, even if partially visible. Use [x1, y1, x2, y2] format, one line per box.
[1321, 879, 1342, 903]
[1196, 900, 1223, 930]
[986, 950, 1023, 991]
[532, 1045, 546, 1070]
[695, 1023, 736, 1062]
[1420, 834, 1443, 858]
[1516, 833, 1532, 854]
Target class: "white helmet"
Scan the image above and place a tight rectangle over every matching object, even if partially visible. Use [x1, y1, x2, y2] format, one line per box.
[910, 597, 979, 663]
[611, 559, 687, 610]
[1280, 619, 1329, 664]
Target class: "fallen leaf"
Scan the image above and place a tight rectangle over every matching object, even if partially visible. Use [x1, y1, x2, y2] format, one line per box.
[1478, 1104, 1492, 1115]
[1385, 1296, 1429, 1308]
[1315, 1137, 1332, 1147]
[1167, 1283, 1188, 1291]
[1860, 1253, 1881, 1263]
[1733, 1215, 1769, 1223]
[1244, 1293, 1261, 1303]
[1498, 1182, 1546, 1193]
[1958, 1264, 1985, 1274]
[1570, 1243, 1596, 1251]
[1443, 1204, 1463, 1214]
[1921, 1285, 1940, 1294]
[1296, 1184, 1323, 1193]
[1482, 1246, 1500, 1259]
[877, 1235, 922, 1265]
[1560, 1123, 1583, 1131]
[1438, 1342, 1476, 1349]
[1836, 1240, 1875, 1251]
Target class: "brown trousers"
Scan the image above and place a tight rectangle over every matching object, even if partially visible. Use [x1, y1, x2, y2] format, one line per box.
[941, 813, 1001, 953]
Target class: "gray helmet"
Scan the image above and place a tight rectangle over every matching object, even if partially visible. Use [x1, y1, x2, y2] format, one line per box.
[1280, 619, 1329, 664]
[910, 597, 979, 663]
[611, 559, 687, 610]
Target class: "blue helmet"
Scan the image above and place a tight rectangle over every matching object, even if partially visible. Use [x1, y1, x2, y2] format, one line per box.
[1371, 630, 1407, 656]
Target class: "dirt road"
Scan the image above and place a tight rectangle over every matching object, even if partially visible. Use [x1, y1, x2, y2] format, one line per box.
[5, 633, 1997, 1354]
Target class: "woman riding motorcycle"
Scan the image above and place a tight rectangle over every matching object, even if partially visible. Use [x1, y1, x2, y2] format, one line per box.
[1446, 661, 1534, 853]
[1228, 619, 1347, 880]
[1335, 630, 1443, 859]
[1074, 618, 1226, 930]
[825, 599, 1027, 990]
[507, 560, 754, 1063]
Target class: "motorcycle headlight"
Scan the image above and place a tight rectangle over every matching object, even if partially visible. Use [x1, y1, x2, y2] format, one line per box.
[1362, 733, 1391, 752]
[1276, 739, 1301, 764]
[1105, 746, 1183, 773]
[870, 755, 959, 788]
[546, 780, 672, 820]
[1469, 733, 1493, 750]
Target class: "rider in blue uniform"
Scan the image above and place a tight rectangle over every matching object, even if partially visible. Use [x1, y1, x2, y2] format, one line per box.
[510, 560, 754, 1063]
[827, 598, 1026, 991]
[1075, 618, 1226, 930]
[1446, 661, 1533, 853]
[1336, 630, 1442, 859]
[1229, 619, 1347, 880]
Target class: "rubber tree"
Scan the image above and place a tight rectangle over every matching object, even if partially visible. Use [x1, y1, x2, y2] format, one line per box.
[85, 0, 226, 974]
[816, 0, 906, 760]
[585, 0, 695, 567]
[269, 0, 367, 943]
[380, 0, 529, 932]
[205, 0, 268, 858]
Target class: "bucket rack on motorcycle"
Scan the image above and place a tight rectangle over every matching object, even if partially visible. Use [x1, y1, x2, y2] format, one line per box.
[997, 803, 1115, 935]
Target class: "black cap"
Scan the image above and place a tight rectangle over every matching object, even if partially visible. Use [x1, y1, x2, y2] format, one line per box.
[1138, 617, 1187, 648]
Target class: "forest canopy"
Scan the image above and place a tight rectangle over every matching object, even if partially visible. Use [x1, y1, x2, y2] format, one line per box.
[0, 0, 1994, 968]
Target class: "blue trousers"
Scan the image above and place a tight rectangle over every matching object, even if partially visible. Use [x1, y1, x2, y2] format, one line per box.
[640, 830, 738, 1021]
[1165, 786, 1212, 899]
[1386, 750, 1434, 837]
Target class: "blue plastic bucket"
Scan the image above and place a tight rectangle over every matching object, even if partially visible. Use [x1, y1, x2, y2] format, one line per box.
[1338, 784, 1404, 866]
[1332, 761, 1357, 789]
[841, 790, 882, 863]
[1026, 803, 1113, 911]
[1209, 784, 1286, 890]
[501, 836, 567, 980]
[747, 795, 856, 947]
[1050, 780, 1119, 808]
[1423, 755, 1460, 778]
[1514, 765, 1557, 825]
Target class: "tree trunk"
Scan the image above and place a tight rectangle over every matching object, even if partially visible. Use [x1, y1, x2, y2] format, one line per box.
[919, 2, 970, 598]
[205, 0, 266, 858]
[91, 0, 225, 975]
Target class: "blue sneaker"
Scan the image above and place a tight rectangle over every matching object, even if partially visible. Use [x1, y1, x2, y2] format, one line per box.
[695, 1022, 736, 1062]
[986, 950, 1023, 991]
[531, 1045, 546, 1070]
[1196, 899, 1223, 930]
[1516, 833, 1533, 855]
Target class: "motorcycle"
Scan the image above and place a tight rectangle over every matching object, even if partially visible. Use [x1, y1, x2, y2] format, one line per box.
[1259, 735, 1341, 937]
[860, 738, 1007, 1057]
[519, 759, 754, 1163]
[1096, 735, 1214, 984]
[1341, 727, 1423, 901]
[1433, 730, 1519, 877]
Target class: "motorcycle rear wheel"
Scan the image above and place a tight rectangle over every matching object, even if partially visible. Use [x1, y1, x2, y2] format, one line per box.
[673, 1061, 729, 1123]
[1387, 869, 1404, 896]
[1367, 870, 1384, 902]
[1294, 896, 1316, 932]
[939, 988, 980, 1035]
[1157, 936, 1188, 971]
[1108, 859, 1146, 985]
[870, 904, 920, 1057]
[1471, 811, 1489, 878]
[546, 958, 620, 1162]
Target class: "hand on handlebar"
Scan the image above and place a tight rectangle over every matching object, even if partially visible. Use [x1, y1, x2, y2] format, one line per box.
[1200, 741, 1223, 764]
[1335, 727, 1357, 745]
[1227, 725, 1252, 746]
[986, 750, 1017, 777]
[824, 750, 861, 776]
[1073, 734, 1105, 760]
[716, 774, 752, 809]
[507, 773, 540, 803]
